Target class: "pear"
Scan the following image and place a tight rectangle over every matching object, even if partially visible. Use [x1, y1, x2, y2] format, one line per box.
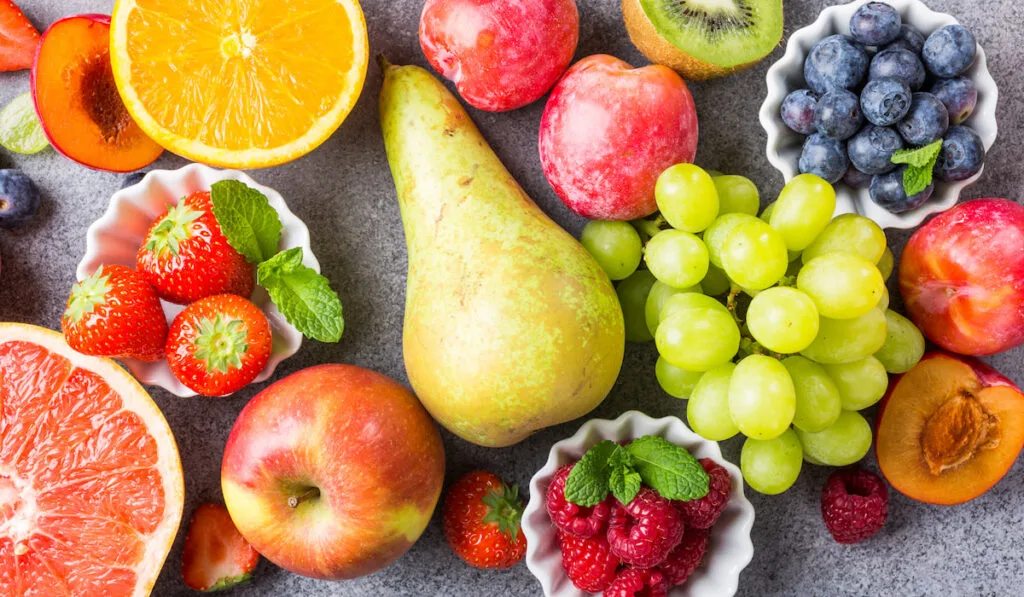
[380, 61, 625, 448]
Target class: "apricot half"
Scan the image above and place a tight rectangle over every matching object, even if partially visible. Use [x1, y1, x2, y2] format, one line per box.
[876, 352, 1024, 505]
[31, 14, 162, 172]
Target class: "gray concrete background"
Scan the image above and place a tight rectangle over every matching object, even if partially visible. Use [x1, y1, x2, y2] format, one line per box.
[1, 1, 1022, 595]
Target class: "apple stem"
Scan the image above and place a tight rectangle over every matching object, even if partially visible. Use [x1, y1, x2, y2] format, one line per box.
[288, 487, 321, 509]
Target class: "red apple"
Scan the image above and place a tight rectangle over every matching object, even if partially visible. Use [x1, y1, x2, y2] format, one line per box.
[419, 0, 578, 112]
[538, 54, 699, 221]
[899, 198, 1024, 356]
[221, 365, 446, 580]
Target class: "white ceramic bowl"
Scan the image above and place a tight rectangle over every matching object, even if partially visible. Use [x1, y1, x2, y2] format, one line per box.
[759, 0, 998, 229]
[77, 163, 318, 397]
[523, 411, 755, 597]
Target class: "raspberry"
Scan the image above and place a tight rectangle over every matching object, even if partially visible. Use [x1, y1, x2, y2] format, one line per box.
[674, 458, 731, 529]
[607, 488, 685, 568]
[545, 463, 612, 538]
[558, 531, 620, 592]
[821, 468, 889, 544]
[657, 528, 708, 586]
[605, 567, 668, 597]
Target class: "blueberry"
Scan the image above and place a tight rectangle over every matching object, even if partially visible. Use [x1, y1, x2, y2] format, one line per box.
[896, 92, 948, 146]
[814, 89, 863, 140]
[781, 89, 819, 135]
[0, 169, 41, 229]
[121, 171, 149, 189]
[869, 167, 934, 213]
[849, 2, 901, 46]
[804, 35, 870, 95]
[842, 166, 873, 189]
[799, 134, 849, 184]
[934, 125, 985, 182]
[870, 48, 926, 90]
[860, 78, 912, 126]
[848, 125, 904, 175]
[930, 77, 978, 125]
[923, 25, 976, 78]
[886, 24, 926, 55]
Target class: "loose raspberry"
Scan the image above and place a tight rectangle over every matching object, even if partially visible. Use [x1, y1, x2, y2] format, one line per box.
[558, 531, 619, 592]
[657, 527, 708, 586]
[546, 463, 613, 538]
[605, 567, 669, 597]
[607, 488, 685, 568]
[674, 458, 732, 529]
[821, 468, 889, 544]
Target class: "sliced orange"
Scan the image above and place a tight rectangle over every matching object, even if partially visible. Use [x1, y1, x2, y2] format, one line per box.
[109, 0, 369, 168]
[0, 323, 184, 596]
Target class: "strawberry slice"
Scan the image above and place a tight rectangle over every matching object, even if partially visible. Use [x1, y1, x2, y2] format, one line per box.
[182, 503, 260, 592]
[0, 0, 40, 72]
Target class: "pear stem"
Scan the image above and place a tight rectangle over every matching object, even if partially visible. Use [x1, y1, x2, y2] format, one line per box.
[377, 54, 392, 72]
[288, 487, 321, 509]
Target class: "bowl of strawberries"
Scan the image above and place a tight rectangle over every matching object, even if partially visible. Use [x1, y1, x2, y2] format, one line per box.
[66, 163, 343, 397]
[522, 411, 754, 597]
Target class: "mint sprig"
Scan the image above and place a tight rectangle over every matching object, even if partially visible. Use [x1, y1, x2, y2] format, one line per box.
[211, 180, 283, 264]
[891, 139, 944, 197]
[564, 440, 616, 506]
[608, 447, 642, 504]
[627, 436, 709, 501]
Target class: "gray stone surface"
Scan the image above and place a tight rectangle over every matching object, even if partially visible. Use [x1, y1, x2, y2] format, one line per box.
[1, 1, 1022, 596]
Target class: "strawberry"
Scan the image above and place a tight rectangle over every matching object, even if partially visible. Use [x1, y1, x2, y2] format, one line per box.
[62, 264, 168, 362]
[182, 503, 259, 592]
[137, 191, 254, 305]
[0, 1, 39, 72]
[166, 294, 272, 396]
[442, 470, 527, 569]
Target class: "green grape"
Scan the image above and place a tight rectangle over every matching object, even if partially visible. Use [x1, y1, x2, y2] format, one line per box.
[706, 169, 724, 177]
[616, 270, 657, 343]
[687, 363, 739, 441]
[877, 247, 895, 281]
[580, 220, 643, 281]
[800, 309, 888, 364]
[782, 356, 842, 432]
[645, 230, 709, 289]
[802, 214, 887, 265]
[741, 429, 803, 495]
[874, 310, 925, 374]
[644, 281, 702, 337]
[721, 219, 789, 291]
[823, 356, 888, 411]
[0, 92, 49, 154]
[703, 213, 758, 268]
[656, 356, 705, 399]
[701, 264, 730, 296]
[656, 308, 740, 372]
[713, 175, 760, 216]
[769, 173, 837, 251]
[795, 411, 872, 466]
[804, 452, 826, 465]
[746, 287, 819, 354]
[876, 287, 890, 312]
[797, 253, 885, 319]
[759, 202, 774, 222]
[660, 292, 727, 323]
[728, 355, 796, 440]
[655, 164, 719, 232]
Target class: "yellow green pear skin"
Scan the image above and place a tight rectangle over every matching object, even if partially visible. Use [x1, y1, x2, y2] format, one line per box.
[379, 63, 625, 448]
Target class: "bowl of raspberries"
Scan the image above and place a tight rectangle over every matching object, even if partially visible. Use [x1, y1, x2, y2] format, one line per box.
[522, 411, 754, 597]
[759, 0, 997, 229]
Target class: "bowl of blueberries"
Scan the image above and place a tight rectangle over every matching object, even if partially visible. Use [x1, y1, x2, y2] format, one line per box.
[759, 0, 997, 229]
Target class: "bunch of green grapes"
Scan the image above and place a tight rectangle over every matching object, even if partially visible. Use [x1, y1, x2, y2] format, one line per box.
[581, 166, 927, 496]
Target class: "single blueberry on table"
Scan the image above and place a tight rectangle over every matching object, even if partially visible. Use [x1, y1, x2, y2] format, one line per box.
[781, 89, 819, 135]
[934, 125, 986, 182]
[897, 92, 948, 146]
[799, 134, 849, 184]
[842, 166, 873, 189]
[861, 78, 912, 126]
[849, 2, 902, 46]
[886, 24, 926, 55]
[930, 77, 978, 125]
[870, 48, 926, 90]
[848, 125, 904, 175]
[870, 167, 934, 213]
[923, 24, 977, 78]
[120, 171, 150, 189]
[0, 169, 41, 229]
[804, 35, 870, 95]
[815, 89, 864, 140]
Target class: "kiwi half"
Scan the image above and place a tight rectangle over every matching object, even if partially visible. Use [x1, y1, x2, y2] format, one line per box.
[623, 0, 784, 81]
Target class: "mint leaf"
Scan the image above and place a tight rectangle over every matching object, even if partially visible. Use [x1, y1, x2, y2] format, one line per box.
[211, 180, 283, 264]
[608, 466, 642, 505]
[257, 248, 344, 342]
[891, 139, 944, 197]
[565, 440, 617, 507]
[626, 436, 709, 501]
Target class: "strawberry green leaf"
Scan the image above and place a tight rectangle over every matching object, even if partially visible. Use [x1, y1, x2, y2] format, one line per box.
[891, 139, 944, 197]
[257, 248, 344, 343]
[565, 440, 617, 507]
[626, 436, 709, 502]
[211, 180, 282, 264]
